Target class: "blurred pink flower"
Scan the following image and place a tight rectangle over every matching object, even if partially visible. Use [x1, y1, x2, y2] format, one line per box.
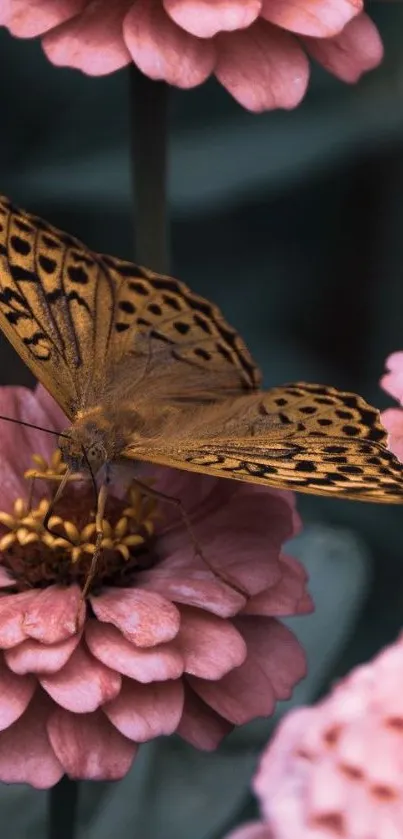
[0, 0, 383, 111]
[0, 384, 311, 788]
[380, 352, 403, 462]
[224, 633, 403, 839]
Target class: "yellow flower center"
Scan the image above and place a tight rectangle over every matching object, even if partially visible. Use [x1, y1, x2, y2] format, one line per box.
[0, 451, 157, 594]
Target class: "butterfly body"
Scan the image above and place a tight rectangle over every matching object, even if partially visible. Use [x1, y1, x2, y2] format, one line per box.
[0, 194, 403, 504]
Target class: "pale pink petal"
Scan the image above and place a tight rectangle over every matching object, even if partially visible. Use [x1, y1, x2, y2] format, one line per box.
[189, 665, 275, 724]
[380, 408, 403, 462]
[242, 554, 314, 616]
[176, 606, 247, 679]
[0, 568, 16, 588]
[123, 0, 216, 88]
[162, 487, 292, 596]
[5, 632, 81, 675]
[260, 0, 362, 37]
[302, 12, 383, 83]
[236, 617, 307, 700]
[0, 0, 85, 37]
[48, 706, 137, 780]
[90, 587, 180, 647]
[215, 20, 309, 112]
[40, 643, 121, 712]
[0, 693, 63, 788]
[381, 352, 403, 404]
[189, 617, 305, 723]
[138, 561, 246, 617]
[0, 590, 41, 649]
[0, 653, 35, 730]
[225, 825, 273, 839]
[85, 619, 184, 682]
[177, 685, 233, 749]
[150, 467, 225, 526]
[104, 677, 184, 741]
[23, 585, 84, 643]
[43, 0, 132, 75]
[164, 0, 261, 38]
[0, 387, 61, 509]
[295, 591, 315, 614]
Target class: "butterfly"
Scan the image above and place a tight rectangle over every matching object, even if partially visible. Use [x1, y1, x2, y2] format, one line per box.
[0, 192, 402, 518]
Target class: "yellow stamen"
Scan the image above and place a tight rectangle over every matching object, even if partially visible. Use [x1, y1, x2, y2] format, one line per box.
[0, 533, 17, 550]
[63, 521, 81, 544]
[0, 451, 157, 594]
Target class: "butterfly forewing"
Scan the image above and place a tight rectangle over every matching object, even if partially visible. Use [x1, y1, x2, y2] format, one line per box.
[0, 196, 260, 418]
[0, 195, 402, 504]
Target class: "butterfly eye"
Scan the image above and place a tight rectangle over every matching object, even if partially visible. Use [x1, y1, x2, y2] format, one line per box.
[87, 442, 106, 473]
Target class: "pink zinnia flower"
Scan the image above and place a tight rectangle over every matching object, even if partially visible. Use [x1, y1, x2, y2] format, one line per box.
[380, 352, 403, 463]
[224, 633, 403, 839]
[0, 1, 383, 111]
[0, 383, 311, 788]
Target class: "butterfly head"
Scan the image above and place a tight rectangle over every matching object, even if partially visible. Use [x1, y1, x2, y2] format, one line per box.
[58, 426, 108, 476]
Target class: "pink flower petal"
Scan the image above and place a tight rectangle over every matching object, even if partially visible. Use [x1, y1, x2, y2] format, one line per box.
[104, 676, 184, 741]
[0, 0, 85, 37]
[177, 685, 233, 749]
[123, 0, 216, 88]
[90, 587, 180, 647]
[225, 825, 273, 839]
[48, 706, 137, 780]
[177, 606, 247, 679]
[381, 352, 403, 404]
[151, 467, 231, 527]
[23, 585, 84, 643]
[138, 560, 246, 617]
[163, 0, 261, 38]
[0, 692, 63, 788]
[85, 619, 184, 682]
[236, 616, 307, 700]
[242, 554, 314, 616]
[0, 567, 16, 588]
[0, 387, 61, 509]
[5, 631, 81, 675]
[164, 486, 293, 597]
[40, 643, 121, 712]
[380, 408, 403, 462]
[0, 590, 41, 649]
[260, 0, 362, 37]
[216, 20, 309, 112]
[42, 0, 132, 75]
[302, 12, 383, 83]
[189, 617, 305, 723]
[0, 652, 35, 730]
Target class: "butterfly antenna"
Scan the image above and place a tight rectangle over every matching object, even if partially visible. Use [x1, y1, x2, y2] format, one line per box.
[0, 413, 69, 438]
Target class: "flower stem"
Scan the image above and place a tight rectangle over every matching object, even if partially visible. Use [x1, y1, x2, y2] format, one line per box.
[48, 775, 79, 839]
[129, 66, 170, 273]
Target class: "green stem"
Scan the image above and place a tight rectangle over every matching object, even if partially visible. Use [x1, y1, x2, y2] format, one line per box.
[48, 775, 79, 839]
[129, 66, 170, 273]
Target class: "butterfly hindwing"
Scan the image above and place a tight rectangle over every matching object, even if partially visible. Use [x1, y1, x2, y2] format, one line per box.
[122, 384, 403, 503]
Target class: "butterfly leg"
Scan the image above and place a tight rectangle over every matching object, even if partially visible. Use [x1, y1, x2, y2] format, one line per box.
[80, 482, 108, 602]
[132, 477, 249, 598]
[26, 470, 59, 513]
